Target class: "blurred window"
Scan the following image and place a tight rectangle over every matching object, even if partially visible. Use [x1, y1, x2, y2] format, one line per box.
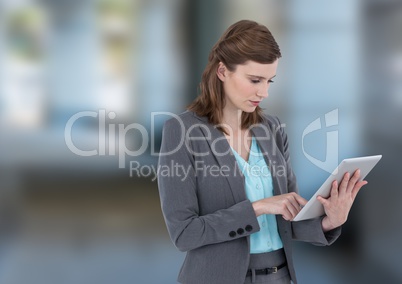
[95, 0, 136, 119]
[1, 2, 47, 129]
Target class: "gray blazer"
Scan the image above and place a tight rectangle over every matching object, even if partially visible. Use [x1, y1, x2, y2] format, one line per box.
[157, 111, 341, 284]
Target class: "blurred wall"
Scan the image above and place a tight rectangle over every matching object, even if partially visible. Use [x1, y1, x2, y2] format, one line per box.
[0, 0, 401, 283]
[359, 0, 402, 281]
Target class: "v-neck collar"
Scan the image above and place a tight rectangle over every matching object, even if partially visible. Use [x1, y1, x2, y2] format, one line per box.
[189, 111, 285, 200]
[230, 136, 256, 165]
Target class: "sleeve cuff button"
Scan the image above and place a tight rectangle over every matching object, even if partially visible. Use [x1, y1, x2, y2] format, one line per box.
[245, 225, 253, 232]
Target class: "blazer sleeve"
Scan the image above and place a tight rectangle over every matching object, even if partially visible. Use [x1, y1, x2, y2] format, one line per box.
[157, 118, 260, 252]
[272, 116, 342, 245]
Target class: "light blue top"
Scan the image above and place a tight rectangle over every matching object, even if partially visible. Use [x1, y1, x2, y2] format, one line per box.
[231, 136, 283, 253]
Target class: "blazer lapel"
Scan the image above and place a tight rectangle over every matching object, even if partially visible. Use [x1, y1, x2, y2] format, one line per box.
[251, 124, 286, 196]
[192, 114, 247, 203]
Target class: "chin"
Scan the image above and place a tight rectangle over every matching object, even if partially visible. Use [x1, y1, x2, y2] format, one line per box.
[242, 107, 257, 113]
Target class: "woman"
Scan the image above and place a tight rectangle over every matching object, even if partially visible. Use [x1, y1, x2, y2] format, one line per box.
[157, 20, 366, 284]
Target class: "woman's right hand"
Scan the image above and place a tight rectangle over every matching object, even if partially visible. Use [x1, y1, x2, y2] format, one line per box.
[252, 193, 308, 220]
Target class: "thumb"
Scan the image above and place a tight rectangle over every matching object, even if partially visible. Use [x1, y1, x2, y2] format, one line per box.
[317, 195, 329, 207]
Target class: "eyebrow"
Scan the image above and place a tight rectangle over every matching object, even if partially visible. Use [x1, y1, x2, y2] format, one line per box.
[247, 74, 277, 80]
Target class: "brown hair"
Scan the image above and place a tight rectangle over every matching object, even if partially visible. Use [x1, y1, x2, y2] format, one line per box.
[187, 20, 281, 133]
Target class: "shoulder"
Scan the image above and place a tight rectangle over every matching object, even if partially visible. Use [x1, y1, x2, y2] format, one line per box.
[258, 113, 288, 148]
[260, 113, 283, 130]
[163, 110, 209, 130]
[160, 111, 212, 154]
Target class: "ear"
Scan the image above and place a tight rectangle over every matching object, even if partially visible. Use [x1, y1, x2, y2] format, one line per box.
[216, 62, 227, 82]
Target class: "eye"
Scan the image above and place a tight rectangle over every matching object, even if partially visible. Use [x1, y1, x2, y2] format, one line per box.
[250, 79, 260, 84]
[268, 79, 274, 83]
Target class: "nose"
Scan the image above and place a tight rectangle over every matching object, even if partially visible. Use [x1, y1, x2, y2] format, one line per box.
[257, 83, 270, 98]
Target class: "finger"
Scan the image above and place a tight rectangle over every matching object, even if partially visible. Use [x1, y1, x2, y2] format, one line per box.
[339, 172, 350, 194]
[283, 214, 291, 221]
[282, 193, 303, 215]
[352, 169, 361, 180]
[293, 194, 308, 207]
[286, 197, 301, 218]
[347, 169, 361, 192]
[351, 180, 368, 200]
[284, 194, 308, 218]
[288, 193, 308, 218]
[282, 207, 293, 221]
[330, 180, 338, 198]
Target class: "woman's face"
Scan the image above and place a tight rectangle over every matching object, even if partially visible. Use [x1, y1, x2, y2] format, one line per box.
[217, 60, 278, 114]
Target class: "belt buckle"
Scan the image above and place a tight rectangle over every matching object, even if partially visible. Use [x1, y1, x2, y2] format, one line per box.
[272, 266, 278, 273]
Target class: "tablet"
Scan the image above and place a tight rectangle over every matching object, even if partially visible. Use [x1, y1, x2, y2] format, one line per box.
[293, 155, 382, 222]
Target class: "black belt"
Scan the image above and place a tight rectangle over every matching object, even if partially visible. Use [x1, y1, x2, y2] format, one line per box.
[246, 263, 286, 276]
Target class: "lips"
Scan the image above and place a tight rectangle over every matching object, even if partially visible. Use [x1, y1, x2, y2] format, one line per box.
[250, 100, 261, 106]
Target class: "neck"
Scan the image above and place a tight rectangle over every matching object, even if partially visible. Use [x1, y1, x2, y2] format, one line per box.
[222, 107, 243, 134]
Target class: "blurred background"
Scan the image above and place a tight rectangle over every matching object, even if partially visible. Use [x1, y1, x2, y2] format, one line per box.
[0, 0, 401, 283]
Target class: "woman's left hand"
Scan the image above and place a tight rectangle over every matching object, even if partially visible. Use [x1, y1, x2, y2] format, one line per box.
[317, 169, 368, 232]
